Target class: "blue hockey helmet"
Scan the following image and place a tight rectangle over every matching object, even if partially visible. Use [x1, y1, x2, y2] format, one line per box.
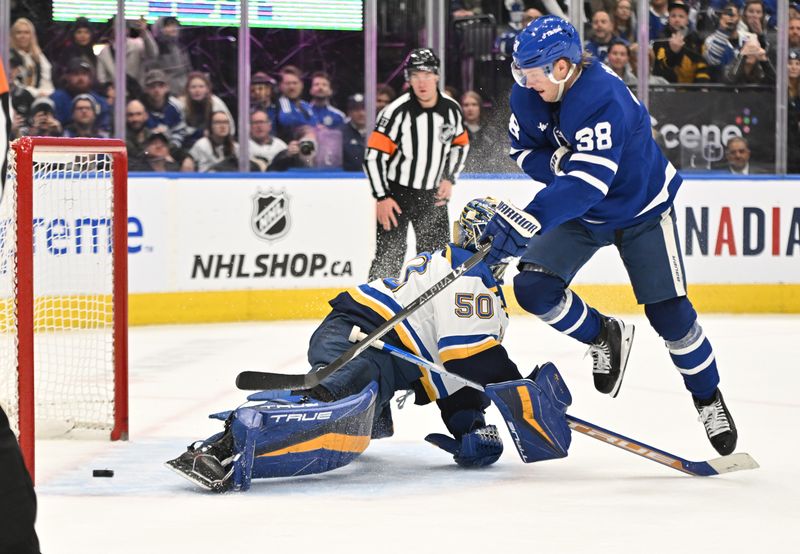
[455, 197, 498, 251]
[511, 15, 582, 86]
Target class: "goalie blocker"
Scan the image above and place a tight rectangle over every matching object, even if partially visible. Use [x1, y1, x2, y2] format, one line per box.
[486, 362, 572, 463]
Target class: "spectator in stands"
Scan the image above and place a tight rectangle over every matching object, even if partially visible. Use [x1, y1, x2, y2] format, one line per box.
[650, 0, 670, 40]
[375, 84, 396, 113]
[586, 11, 624, 64]
[275, 65, 314, 142]
[141, 69, 187, 154]
[269, 125, 318, 171]
[723, 136, 751, 174]
[125, 99, 153, 163]
[309, 71, 346, 129]
[56, 17, 98, 82]
[614, 0, 638, 43]
[7, 52, 34, 137]
[18, 97, 62, 137]
[249, 108, 287, 171]
[460, 90, 516, 173]
[741, 0, 776, 63]
[150, 16, 192, 97]
[10, 18, 53, 99]
[789, 17, 800, 49]
[183, 111, 239, 172]
[788, 49, 800, 173]
[177, 71, 235, 151]
[97, 17, 158, 101]
[653, 1, 711, 83]
[250, 72, 277, 128]
[342, 93, 367, 171]
[133, 132, 180, 172]
[704, 3, 774, 83]
[50, 58, 111, 132]
[610, 40, 671, 85]
[63, 94, 108, 138]
[606, 41, 639, 85]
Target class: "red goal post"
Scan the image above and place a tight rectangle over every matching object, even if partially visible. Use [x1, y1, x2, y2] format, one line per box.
[0, 137, 129, 482]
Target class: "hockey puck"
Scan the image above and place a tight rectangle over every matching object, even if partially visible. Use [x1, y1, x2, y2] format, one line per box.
[92, 469, 114, 478]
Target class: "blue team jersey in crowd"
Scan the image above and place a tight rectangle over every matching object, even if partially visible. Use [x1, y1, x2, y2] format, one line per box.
[311, 104, 346, 128]
[508, 60, 682, 233]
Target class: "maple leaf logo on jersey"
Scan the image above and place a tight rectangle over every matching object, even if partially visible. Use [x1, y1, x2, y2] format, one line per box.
[538, 122, 549, 132]
[252, 190, 291, 242]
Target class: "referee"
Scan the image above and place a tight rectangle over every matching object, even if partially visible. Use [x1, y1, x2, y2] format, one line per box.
[0, 61, 41, 554]
[363, 48, 469, 280]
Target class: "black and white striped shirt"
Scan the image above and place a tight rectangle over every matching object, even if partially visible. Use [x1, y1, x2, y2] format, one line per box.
[363, 91, 469, 199]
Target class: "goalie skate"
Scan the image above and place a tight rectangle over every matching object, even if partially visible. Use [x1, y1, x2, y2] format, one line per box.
[165, 442, 235, 493]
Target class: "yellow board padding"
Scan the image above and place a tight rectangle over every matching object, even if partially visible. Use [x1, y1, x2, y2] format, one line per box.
[128, 284, 800, 325]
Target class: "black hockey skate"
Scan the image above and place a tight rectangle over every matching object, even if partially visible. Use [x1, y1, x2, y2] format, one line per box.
[586, 316, 634, 398]
[694, 388, 738, 456]
[165, 433, 235, 492]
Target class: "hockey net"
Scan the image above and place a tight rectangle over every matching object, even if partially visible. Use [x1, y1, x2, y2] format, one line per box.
[0, 137, 128, 480]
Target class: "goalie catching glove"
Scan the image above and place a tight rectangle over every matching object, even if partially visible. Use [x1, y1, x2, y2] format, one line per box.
[425, 408, 503, 467]
[480, 200, 541, 267]
[426, 425, 503, 468]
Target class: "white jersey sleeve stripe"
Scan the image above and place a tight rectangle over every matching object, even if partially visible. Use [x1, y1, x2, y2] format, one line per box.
[515, 149, 532, 169]
[570, 153, 619, 173]
[567, 170, 609, 196]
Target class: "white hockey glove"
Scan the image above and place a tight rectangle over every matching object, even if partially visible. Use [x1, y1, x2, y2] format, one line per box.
[549, 145, 571, 176]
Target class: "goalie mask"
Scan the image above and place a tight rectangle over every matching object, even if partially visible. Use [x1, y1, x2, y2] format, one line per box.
[454, 197, 507, 280]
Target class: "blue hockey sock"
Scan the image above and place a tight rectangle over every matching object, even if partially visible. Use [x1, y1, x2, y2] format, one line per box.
[537, 289, 603, 344]
[666, 322, 720, 400]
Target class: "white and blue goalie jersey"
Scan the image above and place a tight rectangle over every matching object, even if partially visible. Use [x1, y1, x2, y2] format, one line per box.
[329, 245, 520, 403]
[508, 60, 682, 232]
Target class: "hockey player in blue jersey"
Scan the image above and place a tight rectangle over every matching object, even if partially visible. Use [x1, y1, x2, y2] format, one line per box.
[167, 198, 572, 492]
[481, 15, 738, 456]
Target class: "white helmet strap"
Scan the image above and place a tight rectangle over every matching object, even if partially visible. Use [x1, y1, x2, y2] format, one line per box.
[546, 62, 579, 102]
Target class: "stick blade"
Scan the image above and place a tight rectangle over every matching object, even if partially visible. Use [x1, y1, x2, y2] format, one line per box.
[705, 452, 760, 475]
[235, 371, 310, 391]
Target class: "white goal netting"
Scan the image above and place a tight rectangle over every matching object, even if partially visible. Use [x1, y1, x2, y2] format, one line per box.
[0, 144, 121, 441]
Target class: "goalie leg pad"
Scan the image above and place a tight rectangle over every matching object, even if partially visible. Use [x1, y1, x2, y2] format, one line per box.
[486, 362, 572, 463]
[228, 381, 377, 490]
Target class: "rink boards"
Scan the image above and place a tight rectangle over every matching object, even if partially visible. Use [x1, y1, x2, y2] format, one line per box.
[122, 173, 800, 323]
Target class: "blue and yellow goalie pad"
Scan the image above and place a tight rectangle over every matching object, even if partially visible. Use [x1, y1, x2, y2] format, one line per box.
[212, 382, 377, 491]
[485, 362, 572, 463]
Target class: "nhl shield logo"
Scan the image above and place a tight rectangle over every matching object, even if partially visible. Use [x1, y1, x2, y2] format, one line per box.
[439, 123, 456, 143]
[252, 190, 290, 241]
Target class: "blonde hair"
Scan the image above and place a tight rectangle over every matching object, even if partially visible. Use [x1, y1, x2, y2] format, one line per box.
[11, 18, 43, 64]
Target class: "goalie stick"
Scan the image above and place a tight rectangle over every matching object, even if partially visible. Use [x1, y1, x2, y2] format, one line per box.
[351, 329, 759, 477]
[235, 243, 491, 391]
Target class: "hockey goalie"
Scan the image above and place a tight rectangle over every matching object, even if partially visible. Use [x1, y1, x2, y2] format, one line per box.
[166, 198, 573, 492]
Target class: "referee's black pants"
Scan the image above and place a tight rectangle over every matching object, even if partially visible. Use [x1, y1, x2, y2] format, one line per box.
[0, 406, 40, 554]
[368, 185, 450, 281]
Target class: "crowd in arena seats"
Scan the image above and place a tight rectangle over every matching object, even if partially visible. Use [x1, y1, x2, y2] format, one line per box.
[4, 2, 799, 173]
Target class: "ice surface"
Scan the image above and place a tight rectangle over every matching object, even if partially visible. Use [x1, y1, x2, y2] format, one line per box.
[33, 315, 798, 553]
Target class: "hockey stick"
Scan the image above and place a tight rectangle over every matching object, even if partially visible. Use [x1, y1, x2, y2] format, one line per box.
[352, 330, 759, 477]
[235, 243, 491, 391]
